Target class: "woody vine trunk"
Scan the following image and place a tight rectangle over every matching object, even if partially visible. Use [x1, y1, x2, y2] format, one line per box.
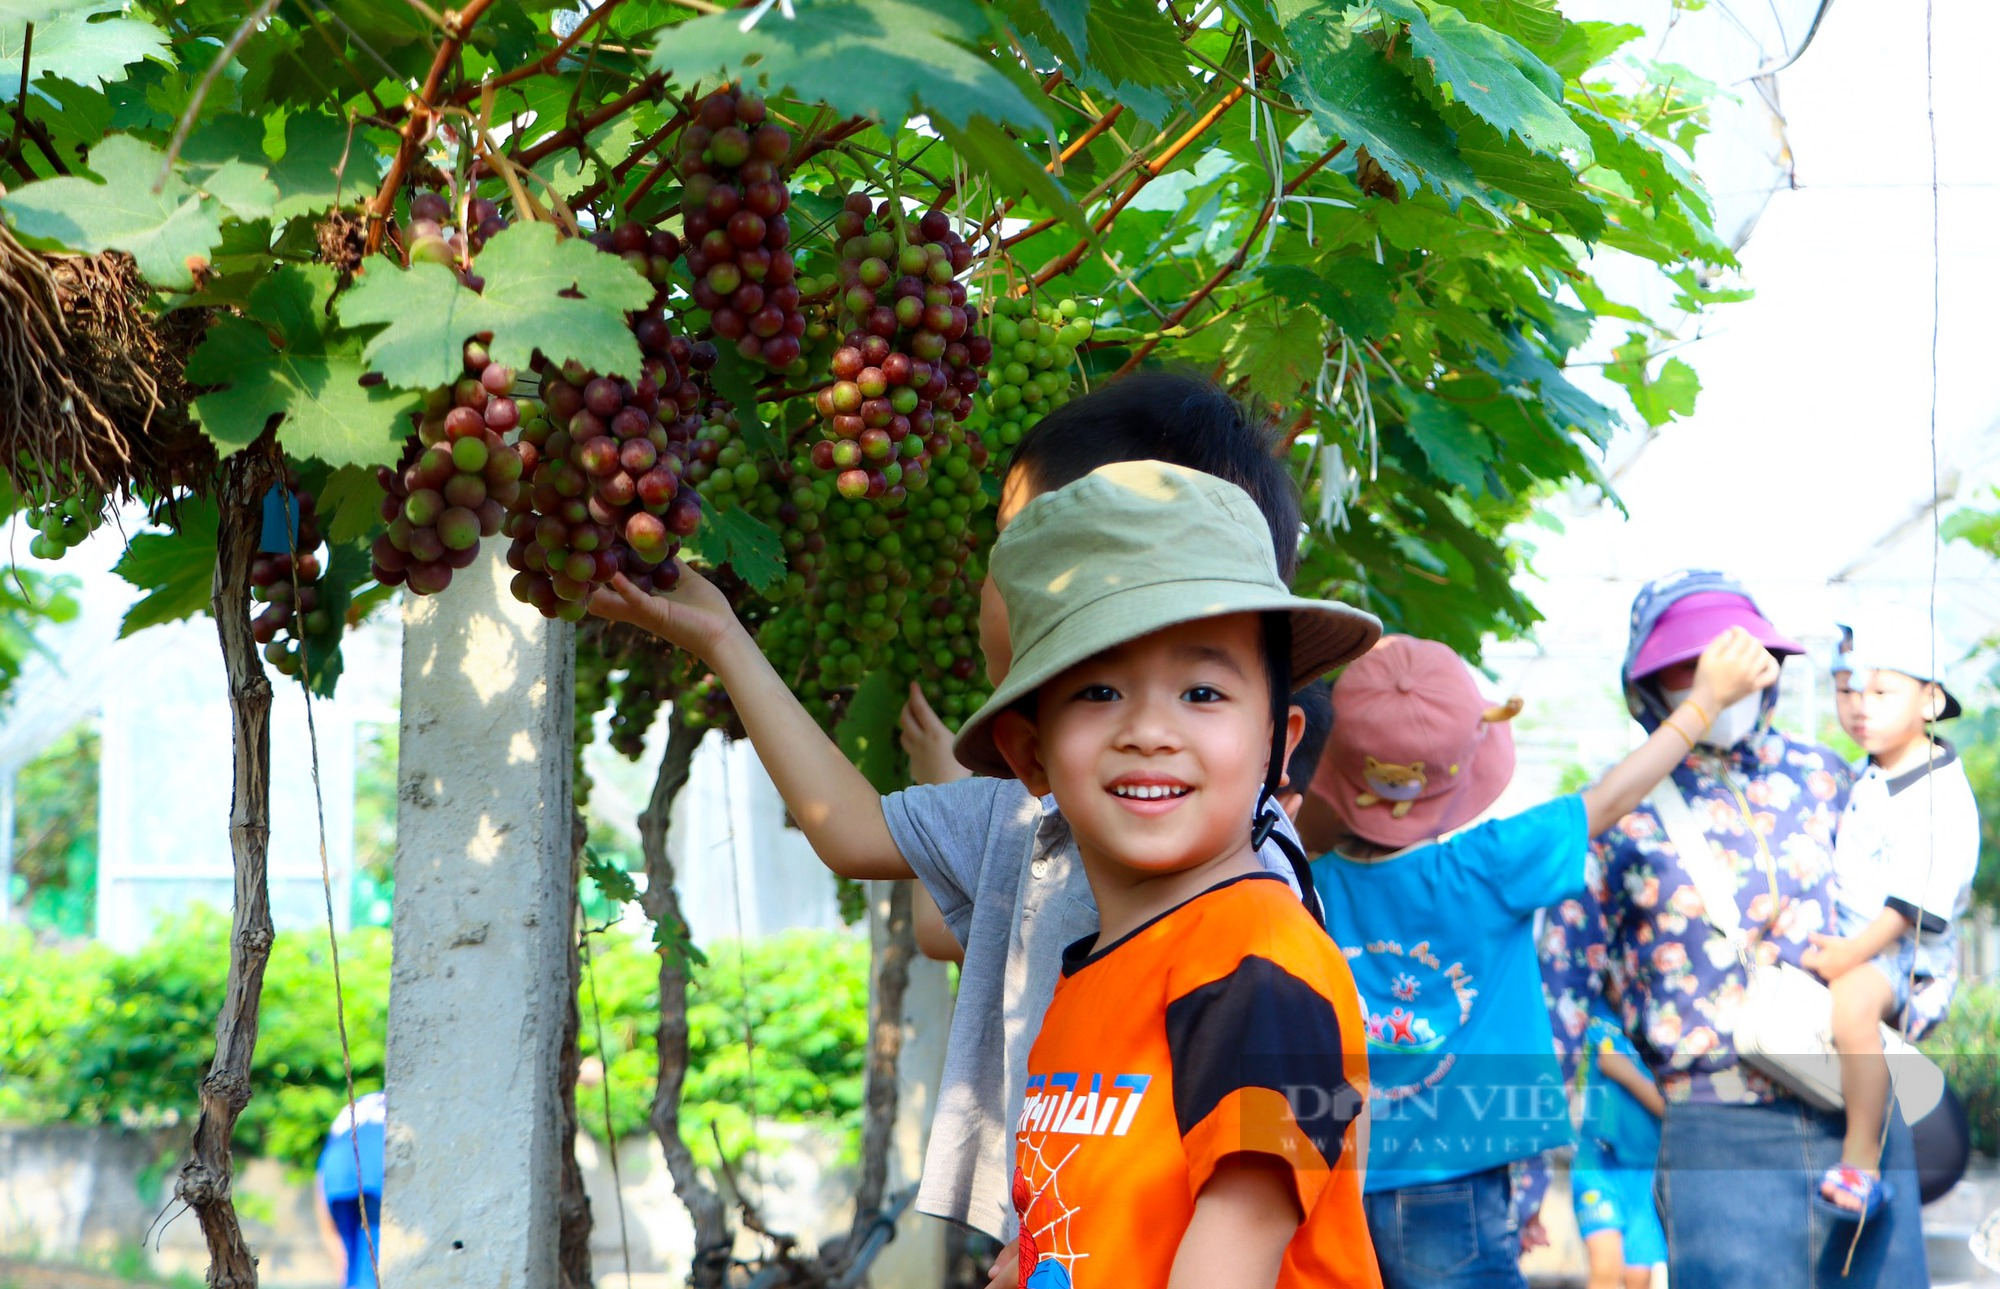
[846, 881, 913, 1253]
[640, 710, 733, 1289]
[174, 449, 279, 1289]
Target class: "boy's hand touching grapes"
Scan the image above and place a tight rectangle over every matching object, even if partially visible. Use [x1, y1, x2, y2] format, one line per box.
[1688, 625, 1780, 713]
[587, 563, 743, 661]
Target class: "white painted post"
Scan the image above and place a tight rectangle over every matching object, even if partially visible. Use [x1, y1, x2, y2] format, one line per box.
[866, 880, 951, 1288]
[381, 546, 574, 1287]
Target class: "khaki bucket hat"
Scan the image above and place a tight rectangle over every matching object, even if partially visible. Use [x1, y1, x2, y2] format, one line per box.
[952, 460, 1382, 778]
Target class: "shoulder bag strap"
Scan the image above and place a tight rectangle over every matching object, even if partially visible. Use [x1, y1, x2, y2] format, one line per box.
[1645, 779, 1750, 951]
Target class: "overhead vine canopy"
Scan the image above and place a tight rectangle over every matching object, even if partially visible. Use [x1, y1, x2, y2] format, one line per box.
[0, 0, 1732, 702]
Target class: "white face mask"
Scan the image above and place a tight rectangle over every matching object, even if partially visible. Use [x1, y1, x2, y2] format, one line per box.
[1663, 686, 1766, 749]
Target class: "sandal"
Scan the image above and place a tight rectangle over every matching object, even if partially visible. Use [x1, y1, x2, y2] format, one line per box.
[1815, 1164, 1893, 1222]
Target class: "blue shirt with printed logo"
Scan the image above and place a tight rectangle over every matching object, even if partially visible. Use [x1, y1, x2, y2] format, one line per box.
[1312, 794, 1588, 1192]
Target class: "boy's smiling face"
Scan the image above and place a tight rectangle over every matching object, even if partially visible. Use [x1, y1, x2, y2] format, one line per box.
[991, 613, 1288, 880]
[1847, 667, 1942, 761]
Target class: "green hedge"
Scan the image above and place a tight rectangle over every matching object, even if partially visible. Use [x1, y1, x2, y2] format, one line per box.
[0, 911, 867, 1173]
[1922, 978, 2000, 1158]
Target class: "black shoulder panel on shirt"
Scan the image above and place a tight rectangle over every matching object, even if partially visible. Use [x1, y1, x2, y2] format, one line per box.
[1163, 955, 1354, 1165]
[1884, 896, 1951, 935]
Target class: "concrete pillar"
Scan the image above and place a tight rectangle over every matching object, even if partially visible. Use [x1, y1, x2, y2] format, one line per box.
[381, 546, 575, 1287]
[866, 880, 952, 1289]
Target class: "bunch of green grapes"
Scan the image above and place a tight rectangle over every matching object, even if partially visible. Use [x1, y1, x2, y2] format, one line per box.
[974, 296, 1090, 454]
[17, 462, 105, 561]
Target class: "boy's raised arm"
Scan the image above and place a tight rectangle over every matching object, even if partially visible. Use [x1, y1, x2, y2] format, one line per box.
[1581, 626, 1781, 836]
[591, 566, 915, 880]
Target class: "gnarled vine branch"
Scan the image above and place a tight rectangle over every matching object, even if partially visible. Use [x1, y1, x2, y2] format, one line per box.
[173, 446, 281, 1289]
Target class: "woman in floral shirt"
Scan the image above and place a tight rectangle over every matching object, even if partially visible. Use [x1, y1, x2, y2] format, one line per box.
[1591, 570, 1927, 1288]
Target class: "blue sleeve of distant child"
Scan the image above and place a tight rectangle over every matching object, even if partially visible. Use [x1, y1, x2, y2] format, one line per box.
[1445, 793, 1589, 918]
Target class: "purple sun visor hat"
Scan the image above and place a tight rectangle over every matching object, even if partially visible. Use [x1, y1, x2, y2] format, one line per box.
[1629, 590, 1804, 679]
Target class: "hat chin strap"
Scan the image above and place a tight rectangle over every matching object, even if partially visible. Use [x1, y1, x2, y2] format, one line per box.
[1251, 614, 1325, 928]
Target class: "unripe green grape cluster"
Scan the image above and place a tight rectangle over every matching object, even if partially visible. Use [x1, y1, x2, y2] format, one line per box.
[974, 296, 1089, 453]
[22, 477, 103, 561]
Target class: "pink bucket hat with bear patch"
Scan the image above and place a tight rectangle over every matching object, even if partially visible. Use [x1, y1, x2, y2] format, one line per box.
[1306, 635, 1521, 851]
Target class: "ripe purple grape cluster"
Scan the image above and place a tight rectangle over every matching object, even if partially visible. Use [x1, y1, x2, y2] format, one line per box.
[502, 314, 717, 620]
[811, 197, 988, 502]
[251, 487, 333, 679]
[680, 86, 806, 370]
[589, 221, 681, 304]
[369, 338, 526, 595]
[404, 189, 508, 288]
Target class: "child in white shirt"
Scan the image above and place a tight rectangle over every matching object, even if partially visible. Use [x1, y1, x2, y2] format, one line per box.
[1803, 618, 1980, 1219]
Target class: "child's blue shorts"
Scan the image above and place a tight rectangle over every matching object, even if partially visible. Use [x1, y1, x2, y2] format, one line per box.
[1835, 900, 1959, 1038]
[1571, 1137, 1666, 1268]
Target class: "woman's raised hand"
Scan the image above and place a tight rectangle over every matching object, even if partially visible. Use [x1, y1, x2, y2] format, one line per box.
[1690, 625, 1781, 711]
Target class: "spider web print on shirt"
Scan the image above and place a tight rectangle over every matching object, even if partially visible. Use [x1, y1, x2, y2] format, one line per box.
[1014, 1143, 1089, 1288]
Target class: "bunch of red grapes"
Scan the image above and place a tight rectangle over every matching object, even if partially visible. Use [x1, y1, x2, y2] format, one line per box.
[812, 197, 988, 501]
[590, 221, 681, 304]
[501, 315, 715, 620]
[369, 339, 526, 595]
[680, 86, 806, 369]
[404, 189, 508, 288]
[251, 486, 334, 679]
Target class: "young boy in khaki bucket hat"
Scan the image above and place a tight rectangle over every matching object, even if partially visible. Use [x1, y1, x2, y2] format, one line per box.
[948, 459, 1383, 1288]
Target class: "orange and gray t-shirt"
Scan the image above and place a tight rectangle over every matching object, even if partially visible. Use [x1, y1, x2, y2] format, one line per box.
[1014, 873, 1379, 1288]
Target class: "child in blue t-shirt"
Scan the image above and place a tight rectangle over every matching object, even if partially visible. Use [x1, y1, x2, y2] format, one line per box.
[1570, 1005, 1667, 1289]
[1305, 632, 1775, 1289]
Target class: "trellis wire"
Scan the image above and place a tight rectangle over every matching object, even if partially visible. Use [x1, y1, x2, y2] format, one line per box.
[287, 495, 380, 1289]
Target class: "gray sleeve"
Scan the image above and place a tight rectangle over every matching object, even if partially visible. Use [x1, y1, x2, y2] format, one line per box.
[882, 778, 1012, 942]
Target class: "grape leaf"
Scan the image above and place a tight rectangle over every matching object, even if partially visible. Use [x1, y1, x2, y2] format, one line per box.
[933, 114, 1089, 239]
[113, 499, 219, 637]
[686, 499, 786, 593]
[465, 223, 658, 377]
[1397, 388, 1494, 493]
[1079, 0, 1190, 99]
[270, 113, 370, 222]
[177, 115, 281, 221]
[339, 222, 656, 388]
[1027, 0, 1086, 58]
[337, 261, 489, 390]
[189, 264, 416, 468]
[835, 667, 905, 793]
[1478, 329, 1615, 448]
[1434, 0, 1563, 48]
[705, 346, 776, 454]
[1276, 10, 1482, 207]
[1604, 334, 1698, 428]
[0, 2, 167, 100]
[0, 134, 223, 289]
[1260, 259, 1397, 339]
[1374, 0, 1586, 159]
[315, 464, 389, 546]
[583, 846, 642, 907]
[650, 0, 1047, 134]
[1455, 118, 1602, 240]
[1221, 304, 1324, 403]
[0, 0, 103, 22]
[193, 159, 280, 222]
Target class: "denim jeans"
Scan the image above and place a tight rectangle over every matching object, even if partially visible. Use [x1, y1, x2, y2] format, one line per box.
[1655, 1095, 1929, 1288]
[1363, 1164, 1527, 1289]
